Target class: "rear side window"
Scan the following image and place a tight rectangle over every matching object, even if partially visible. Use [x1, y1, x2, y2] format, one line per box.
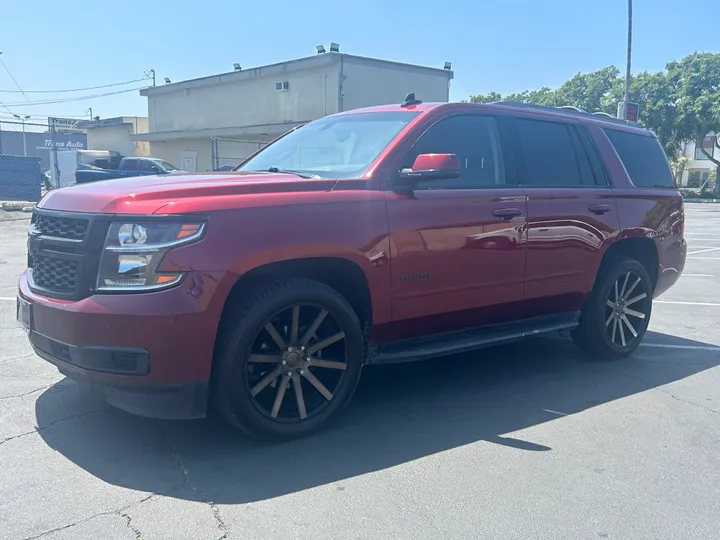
[604, 129, 674, 188]
[515, 118, 595, 187]
[123, 159, 138, 170]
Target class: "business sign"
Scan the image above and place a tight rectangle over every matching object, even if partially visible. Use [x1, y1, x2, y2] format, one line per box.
[76, 117, 128, 129]
[48, 117, 85, 133]
[0, 130, 87, 169]
[617, 101, 640, 122]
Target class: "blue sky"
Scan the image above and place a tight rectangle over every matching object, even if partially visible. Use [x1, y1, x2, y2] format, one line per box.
[0, 0, 716, 122]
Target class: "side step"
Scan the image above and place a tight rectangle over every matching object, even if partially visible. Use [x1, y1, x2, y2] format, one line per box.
[368, 311, 580, 365]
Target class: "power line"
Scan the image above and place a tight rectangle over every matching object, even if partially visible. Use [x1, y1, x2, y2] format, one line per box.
[3, 86, 147, 107]
[0, 53, 29, 101]
[0, 77, 151, 94]
[0, 96, 16, 116]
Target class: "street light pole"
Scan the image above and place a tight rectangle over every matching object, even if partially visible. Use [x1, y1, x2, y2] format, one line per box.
[13, 114, 30, 156]
[621, 0, 633, 119]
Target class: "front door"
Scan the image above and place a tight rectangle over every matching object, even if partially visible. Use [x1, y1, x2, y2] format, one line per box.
[511, 116, 620, 316]
[385, 114, 528, 340]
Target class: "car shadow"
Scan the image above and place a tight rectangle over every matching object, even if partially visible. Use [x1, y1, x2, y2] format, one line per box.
[35, 332, 720, 504]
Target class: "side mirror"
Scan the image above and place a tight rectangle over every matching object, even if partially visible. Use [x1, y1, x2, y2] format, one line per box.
[398, 153, 461, 181]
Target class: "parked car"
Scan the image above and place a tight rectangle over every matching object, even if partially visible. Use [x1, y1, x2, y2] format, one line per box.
[74, 156, 185, 183]
[17, 98, 686, 439]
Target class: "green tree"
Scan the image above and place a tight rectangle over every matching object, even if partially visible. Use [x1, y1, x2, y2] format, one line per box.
[666, 52, 720, 192]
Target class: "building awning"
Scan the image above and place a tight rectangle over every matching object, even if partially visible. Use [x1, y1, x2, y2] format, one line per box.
[129, 121, 308, 142]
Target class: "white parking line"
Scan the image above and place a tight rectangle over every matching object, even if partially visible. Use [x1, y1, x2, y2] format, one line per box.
[687, 247, 720, 256]
[655, 300, 720, 307]
[688, 257, 720, 260]
[681, 274, 714, 277]
[641, 343, 720, 352]
[0, 297, 16, 302]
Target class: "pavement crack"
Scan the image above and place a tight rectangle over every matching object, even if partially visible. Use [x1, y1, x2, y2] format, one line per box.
[0, 352, 35, 365]
[0, 384, 54, 400]
[0, 429, 36, 446]
[0, 407, 104, 447]
[158, 421, 230, 539]
[622, 372, 719, 415]
[120, 511, 145, 540]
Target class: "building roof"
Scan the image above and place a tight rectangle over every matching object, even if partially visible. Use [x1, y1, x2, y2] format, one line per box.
[140, 52, 453, 97]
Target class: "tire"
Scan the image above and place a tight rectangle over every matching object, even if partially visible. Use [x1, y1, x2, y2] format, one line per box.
[572, 256, 653, 359]
[213, 278, 364, 440]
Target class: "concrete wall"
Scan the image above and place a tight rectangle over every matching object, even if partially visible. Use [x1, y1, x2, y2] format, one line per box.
[86, 118, 150, 157]
[148, 65, 339, 133]
[341, 57, 451, 112]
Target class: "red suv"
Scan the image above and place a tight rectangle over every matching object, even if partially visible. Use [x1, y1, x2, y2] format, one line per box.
[17, 98, 686, 439]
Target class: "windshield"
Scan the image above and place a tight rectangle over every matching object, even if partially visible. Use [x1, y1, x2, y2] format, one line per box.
[237, 111, 421, 179]
[157, 160, 180, 171]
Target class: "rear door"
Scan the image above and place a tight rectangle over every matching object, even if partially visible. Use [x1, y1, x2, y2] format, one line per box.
[385, 114, 528, 339]
[121, 158, 140, 177]
[512, 115, 619, 316]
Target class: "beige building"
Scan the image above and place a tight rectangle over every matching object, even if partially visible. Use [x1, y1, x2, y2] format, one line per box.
[131, 50, 454, 172]
[80, 116, 150, 157]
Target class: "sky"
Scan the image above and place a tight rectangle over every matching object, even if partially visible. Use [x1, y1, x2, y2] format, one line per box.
[0, 0, 717, 124]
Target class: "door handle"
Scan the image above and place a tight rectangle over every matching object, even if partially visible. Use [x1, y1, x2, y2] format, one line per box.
[588, 204, 612, 215]
[492, 208, 523, 220]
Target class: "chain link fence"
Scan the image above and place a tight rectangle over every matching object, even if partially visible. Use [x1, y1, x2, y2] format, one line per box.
[0, 120, 55, 203]
[210, 137, 268, 171]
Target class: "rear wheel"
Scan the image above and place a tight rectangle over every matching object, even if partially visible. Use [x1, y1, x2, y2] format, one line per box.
[213, 278, 364, 439]
[573, 257, 652, 359]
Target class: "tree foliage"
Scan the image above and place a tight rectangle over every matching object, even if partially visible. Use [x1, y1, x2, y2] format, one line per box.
[467, 52, 720, 165]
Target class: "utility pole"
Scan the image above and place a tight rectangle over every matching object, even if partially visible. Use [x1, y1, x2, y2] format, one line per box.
[150, 69, 156, 87]
[13, 114, 30, 156]
[619, 0, 633, 119]
[88, 108, 93, 120]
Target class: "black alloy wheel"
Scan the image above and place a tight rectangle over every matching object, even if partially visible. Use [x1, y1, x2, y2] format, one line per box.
[246, 303, 349, 422]
[214, 278, 364, 439]
[573, 256, 652, 359]
[603, 270, 650, 349]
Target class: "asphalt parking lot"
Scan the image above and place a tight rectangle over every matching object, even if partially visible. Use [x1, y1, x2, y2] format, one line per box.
[1, 205, 719, 540]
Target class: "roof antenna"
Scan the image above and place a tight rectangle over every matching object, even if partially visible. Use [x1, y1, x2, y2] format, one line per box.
[401, 93, 422, 108]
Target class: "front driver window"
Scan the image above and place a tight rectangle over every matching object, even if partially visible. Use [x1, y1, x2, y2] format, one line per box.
[405, 115, 506, 189]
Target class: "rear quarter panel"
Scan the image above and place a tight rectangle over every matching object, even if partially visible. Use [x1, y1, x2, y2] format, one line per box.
[588, 124, 686, 297]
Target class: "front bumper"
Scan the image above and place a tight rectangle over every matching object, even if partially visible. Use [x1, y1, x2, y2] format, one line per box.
[19, 270, 229, 419]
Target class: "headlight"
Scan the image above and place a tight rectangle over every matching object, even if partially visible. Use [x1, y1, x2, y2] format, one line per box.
[97, 220, 205, 292]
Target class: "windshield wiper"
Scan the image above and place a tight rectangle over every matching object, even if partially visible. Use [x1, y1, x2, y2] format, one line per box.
[266, 167, 317, 179]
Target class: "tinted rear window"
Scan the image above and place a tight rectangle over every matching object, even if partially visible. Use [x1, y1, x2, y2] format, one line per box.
[604, 129, 674, 188]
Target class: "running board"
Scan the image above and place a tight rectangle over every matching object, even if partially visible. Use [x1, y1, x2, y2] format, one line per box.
[368, 311, 580, 365]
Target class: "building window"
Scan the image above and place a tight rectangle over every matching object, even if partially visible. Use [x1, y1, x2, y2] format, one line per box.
[694, 135, 716, 160]
[687, 170, 710, 188]
[275, 81, 289, 91]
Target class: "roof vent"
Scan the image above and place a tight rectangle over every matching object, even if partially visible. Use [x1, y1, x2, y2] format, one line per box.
[401, 93, 422, 108]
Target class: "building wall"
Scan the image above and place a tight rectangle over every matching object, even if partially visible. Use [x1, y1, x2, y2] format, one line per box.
[149, 138, 264, 172]
[149, 65, 339, 133]
[341, 57, 451, 111]
[680, 136, 717, 187]
[87, 118, 150, 157]
[87, 125, 136, 157]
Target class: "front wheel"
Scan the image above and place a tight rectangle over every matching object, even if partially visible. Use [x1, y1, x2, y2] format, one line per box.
[213, 278, 364, 440]
[572, 257, 653, 359]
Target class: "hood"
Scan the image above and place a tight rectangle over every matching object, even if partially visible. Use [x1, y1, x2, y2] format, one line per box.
[38, 171, 338, 214]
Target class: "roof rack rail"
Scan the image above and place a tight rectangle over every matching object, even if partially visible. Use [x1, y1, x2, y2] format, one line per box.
[491, 101, 637, 126]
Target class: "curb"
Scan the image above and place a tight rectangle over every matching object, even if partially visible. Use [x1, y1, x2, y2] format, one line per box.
[683, 199, 720, 204]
